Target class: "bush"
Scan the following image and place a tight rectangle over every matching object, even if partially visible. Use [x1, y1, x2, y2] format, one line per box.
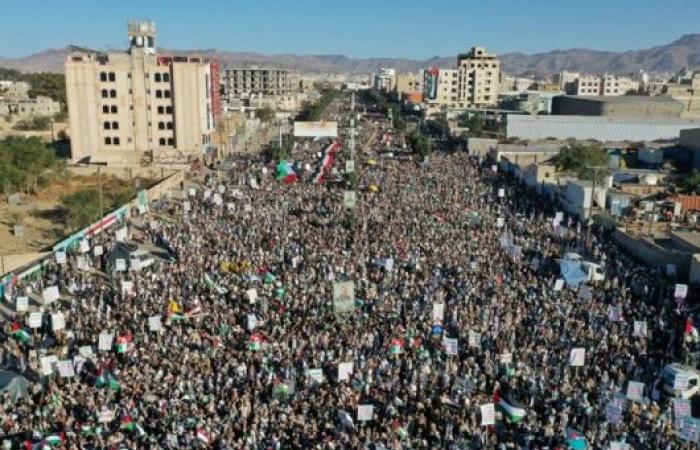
[13, 115, 51, 131]
[61, 189, 102, 230]
[0, 136, 60, 193]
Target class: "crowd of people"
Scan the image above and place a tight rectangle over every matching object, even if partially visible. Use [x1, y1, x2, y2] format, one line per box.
[0, 109, 697, 449]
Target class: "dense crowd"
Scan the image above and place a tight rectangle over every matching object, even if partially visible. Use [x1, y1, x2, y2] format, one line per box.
[0, 126, 697, 449]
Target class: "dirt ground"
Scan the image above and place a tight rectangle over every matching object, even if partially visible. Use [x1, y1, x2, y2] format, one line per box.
[0, 175, 145, 255]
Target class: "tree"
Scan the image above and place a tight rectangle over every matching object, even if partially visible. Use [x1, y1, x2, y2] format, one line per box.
[61, 189, 102, 230]
[255, 107, 275, 123]
[458, 113, 486, 138]
[553, 141, 610, 181]
[0, 136, 60, 193]
[679, 173, 700, 194]
[12, 115, 51, 131]
[407, 130, 432, 161]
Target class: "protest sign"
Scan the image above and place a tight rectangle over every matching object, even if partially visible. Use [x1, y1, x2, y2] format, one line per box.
[674, 372, 690, 391]
[98, 332, 114, 352]
[498, 188, 505, 198]
[608, 306, 622, 322]
[15, 297, 28, 312]
[675, 284, 688, 303]
[553, 279, 564, 292]
[610, 442, 630, 450]
[247, 314, 257, 330]
[605, 402, 622, 424]
[40, 356, 56, 376]
[626, 381, 644, 402]
[333, 281, 355, 315]
[51, 312, 65, 331]
[55, 251, 66, 264]
[569, 348, 585, 367]
[496, 218, 504, 228]
[468, 331, 481, 348]
[94, 245, 104, 256]
[79, 346, 93, 358]
[115, 259, 126, 272]
[213, 193, 223, 206]
[432, 303, 445, 324]
[28, 312, 42, 328]
[122, 281, 134, 293]
[115, 227, 127, 242]
[681, 417, 700, 443]
[98, 410, 115, 423]
[246, 288, 258, 304]
[57, 360, 75, 378]
[633, 320, 647, 337]
[357, 404, 374, 421]
[443, 338, 458, 355]
[480, 403, 495, 426]
[343, 191, 357, 209]
[674, 398, 692, 429]
[79, 239, 90, 253]
[345, 160, 355, 173]
[43, 285, 59, 303]
[76, 256, 87, 270]
[500, 353, 513, 364]
[183, 201, 191, 212]
[308, 369, 324, 384]
[338, 362, 354, 381]
[148, 316, 163, 332]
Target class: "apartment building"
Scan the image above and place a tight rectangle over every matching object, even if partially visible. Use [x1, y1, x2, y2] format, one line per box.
[423, 67, 459, 112]
[394, 72, 424, 101]
[456, 47, 500, 108]
[374, 68, 396, 92]
[65, 21, 220, 165]
[663, 72, 700, 119]
[223, 68, 294, 99]
[567, 73, 639, 96]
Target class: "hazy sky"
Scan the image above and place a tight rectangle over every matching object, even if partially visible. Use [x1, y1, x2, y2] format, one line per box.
[1, 0, 699, 59]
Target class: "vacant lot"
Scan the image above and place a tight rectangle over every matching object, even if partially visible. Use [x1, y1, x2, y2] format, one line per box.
[0, 174, 149, 255]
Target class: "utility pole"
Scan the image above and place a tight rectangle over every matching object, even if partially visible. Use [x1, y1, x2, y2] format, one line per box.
[586, 165, 607, 250]
[97, 166, 104, 232]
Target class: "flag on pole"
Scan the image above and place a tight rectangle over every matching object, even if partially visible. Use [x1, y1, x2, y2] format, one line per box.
[115, 334, 131, 353]
[120, 415, 135, 431]
[263, 272, 276, 284]
[312, 141, 341, 184]
[493, 390, 527, 423]
[392, 420, 409, 440]
[275, 160, 298, 183]
[685, 318, 699, 342]
[566, 428, 588, 450]
[338, 409, 355, 430]
[389, 338, 405, 355]
[249, 333, 264, 351]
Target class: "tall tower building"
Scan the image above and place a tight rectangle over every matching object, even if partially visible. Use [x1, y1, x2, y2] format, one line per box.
[65, 20, 221, 165]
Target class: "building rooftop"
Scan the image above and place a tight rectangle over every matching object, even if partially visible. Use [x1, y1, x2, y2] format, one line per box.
[559, 95, 682, 105]
[670, 230, 700, 251]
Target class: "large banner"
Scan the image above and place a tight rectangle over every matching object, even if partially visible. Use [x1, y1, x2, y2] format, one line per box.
[425, 67, 440, 101]
[294, 121, 338, 138]
[333, 281, 355, 315]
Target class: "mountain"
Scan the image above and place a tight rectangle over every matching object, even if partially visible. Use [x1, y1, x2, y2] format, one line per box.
[1, 34, 699, 76]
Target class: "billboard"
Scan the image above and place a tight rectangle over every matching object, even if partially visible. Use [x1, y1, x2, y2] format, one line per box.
[425, 67, 440, 101]
[294, 121, 338, 138]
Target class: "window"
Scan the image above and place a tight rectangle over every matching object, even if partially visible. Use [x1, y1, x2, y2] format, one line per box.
[163, 73, 170, 82]
[102, 105, 109, 114]
[100, 72, 107, 82]
[166, 122, 173, 130]
[110, 105, 118, 113]
[164, 90, 171, 98]
[158, 122, 165, 130]
[157, 106, 164, 114]
[109, 72, 116, 82]
[101, 89, 108, 98]
[166, 106, 173, 114]
[112, 121, 119, 130]
[103, 121, 111, 130]
[113, 137, 120, 145]
[159, 138, 166, 145]
[155, 73, 162, 82]
[109, 89, 117, 98]
[167, 138, 174, 146]
[156, 90, 162, 98]
[105, 137, 112, 145]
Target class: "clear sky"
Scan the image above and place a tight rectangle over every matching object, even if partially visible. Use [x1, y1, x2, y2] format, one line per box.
[1, 0, 699, 59]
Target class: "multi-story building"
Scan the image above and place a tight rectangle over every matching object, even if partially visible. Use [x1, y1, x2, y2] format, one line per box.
[456, 46, 500, 108]
[65, 21, 220, 165]
[553, 71, 580, 91]
[0, 96, 61, 118]
[568, 73, 639, 96]
[0, 81, 31, 100]
[223, 68, 293, 99]
[423, 67, 459, 112]
[663, 72, 700, 119]
[574, 75, 602, 95]
[373, 68, 396, 92]
[394, 72, 424, 101]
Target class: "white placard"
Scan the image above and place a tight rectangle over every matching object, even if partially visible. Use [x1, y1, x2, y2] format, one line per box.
[40, 356, 56, 376]
[674, 373, 690, 391]
[188, 188, 196, 197]
[43, 285, 59, 303]
[244, 204, 253, 213]
[51, 312, 65, 331]
[338, 362, 354, 382]
[213, 193, 223, 206]
[308, 368, 324, 383]
[496, 218, 504, 228]
[15, 297, 28, 312]
[79, 346, 93, 358]
[480, 403, 495, 426]
[468, 331, 481, 348]
[94, 245, 104, 256]
[115, 259, 126, 272]
[183, 201, 191, 212]
[633, 320, 647, 337]
[247, 314, 257, 330]
[570, 347, 585, 367]
[203, 189, 212, 199]
[98, 332, 114, 351]
[498, 188, 505, 198]
[675, 284, 689, 300]
[148, 315, 163, 332]
[553, 279, 564, 291]
[491, 165, 497, 172]
[432, 303, 445, 324]
[76, 255, 87, 270]
[79, 239, 90, 253]
[115, 227, 127, 242]
[218, 184, 226, 194]
[131, 258, 141, 272]
[28, 312, 42, 328]
[55, 251, 66, 264]
[500, 352, 513, 364]
[246, 288, 258, 304]
[555, 212, 564, 223]
[98, 409, 115, 423]
[357, 404, 374, 421]
[627, 381, 644, 401]
[345, 160, 355, 173]
[122, 281, 134, 294]
[57, 359, 75, 378]
[443, 337, 458, 355]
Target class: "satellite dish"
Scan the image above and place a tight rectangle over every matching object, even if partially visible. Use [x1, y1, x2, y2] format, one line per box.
[135, 36, 144, 46]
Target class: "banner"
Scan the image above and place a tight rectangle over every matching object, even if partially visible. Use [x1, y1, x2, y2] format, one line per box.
[333, 281, 355, 315]
[343, 191, 357, 209]
[294, 121, 338, 138]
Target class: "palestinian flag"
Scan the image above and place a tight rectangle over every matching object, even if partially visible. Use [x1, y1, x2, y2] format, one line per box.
[389, 338, 405, 355]
[186, 304, 202, 318]
[566, 428, 588, 450]
[196, 428, 211, 446]
[391, 420, 409, 440]
[120, 415, 135, 431]
[312, 141, 341, 185]
[203, 273, 228, 294]
[107, 374, 121, 392]
[263, 272, 276, 284]
[494, 390, 526, 423]
[116, 334, 131, 353]
[275, 160, 298, 184]
[274, 287, 285, 298]
[11, 322, 31, 344]
[249, 333, 264, 351]
[685, 318, 699, 342]
[202, 333, 223, 348]
[43, 433, 65, 447]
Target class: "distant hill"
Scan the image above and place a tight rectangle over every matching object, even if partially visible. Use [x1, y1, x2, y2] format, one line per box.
[1, 34, 700, 76]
